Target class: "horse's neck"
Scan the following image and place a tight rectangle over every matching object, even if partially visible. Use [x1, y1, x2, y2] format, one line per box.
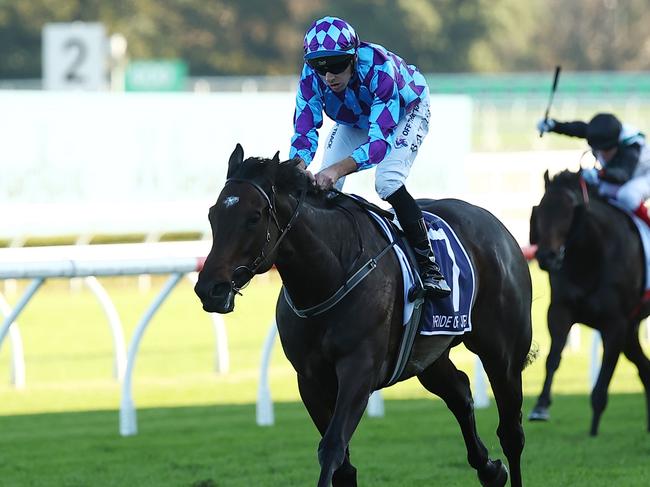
[568, 203, 604, 252]
[275, 199, 359, 307]
[586, 201, 622, 245]
[564, 201, 613, 281]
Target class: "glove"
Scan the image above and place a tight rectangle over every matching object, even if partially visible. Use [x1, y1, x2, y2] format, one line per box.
[536, 118, 556, 133]
[581, 167, 599, 185]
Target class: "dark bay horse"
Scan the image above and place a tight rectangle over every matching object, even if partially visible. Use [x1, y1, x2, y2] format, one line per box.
[529, 169, 650, 435]
[195, 145, 533, 487]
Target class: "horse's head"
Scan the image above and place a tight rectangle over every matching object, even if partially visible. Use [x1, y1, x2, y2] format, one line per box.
[531, 169, 588, 272]
[194, 144, 309, 313]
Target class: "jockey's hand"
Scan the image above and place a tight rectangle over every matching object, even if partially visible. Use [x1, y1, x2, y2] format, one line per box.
[536, 118, 556, 133]
[581, 167, 599, 185]
[315, 166, 340, 190]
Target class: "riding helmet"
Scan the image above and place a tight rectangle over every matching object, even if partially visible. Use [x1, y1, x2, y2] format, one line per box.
[303, 16, 359, 60]
[586, 113, 622, 150]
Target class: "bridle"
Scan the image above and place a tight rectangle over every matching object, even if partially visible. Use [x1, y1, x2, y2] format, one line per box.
[540, 177, 591, 264]
[221, 179, 396, 318]
[224, 178, 306, 294]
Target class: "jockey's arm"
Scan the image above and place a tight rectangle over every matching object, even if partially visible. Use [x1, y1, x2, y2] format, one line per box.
[552, 120, 589, 139]
[315, 157, 357, 190]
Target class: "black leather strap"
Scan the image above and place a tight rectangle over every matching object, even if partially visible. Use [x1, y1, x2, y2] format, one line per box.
[283, 239, 396, 318]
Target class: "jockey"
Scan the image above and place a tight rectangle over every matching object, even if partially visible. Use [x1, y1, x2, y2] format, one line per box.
[289, 16, 450, 298]
[538, 113, 650, 226]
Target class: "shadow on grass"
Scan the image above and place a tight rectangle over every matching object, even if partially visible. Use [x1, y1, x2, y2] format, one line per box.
[0, 394, 647, 487]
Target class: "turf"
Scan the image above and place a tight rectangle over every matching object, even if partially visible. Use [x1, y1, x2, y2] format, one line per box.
[1, 265, 649, 486]
[1, 397, 648, 487]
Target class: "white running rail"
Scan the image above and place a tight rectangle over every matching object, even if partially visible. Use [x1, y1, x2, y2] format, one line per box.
[0, 241, 229, 436]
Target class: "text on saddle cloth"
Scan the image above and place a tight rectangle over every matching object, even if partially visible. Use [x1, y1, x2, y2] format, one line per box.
[367, 208, 476, 336]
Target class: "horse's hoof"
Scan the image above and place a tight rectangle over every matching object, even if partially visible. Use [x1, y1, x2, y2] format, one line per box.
[332, 463, 357, 487]
[478, 459, 508, 487]
[528, 406, 550, 421]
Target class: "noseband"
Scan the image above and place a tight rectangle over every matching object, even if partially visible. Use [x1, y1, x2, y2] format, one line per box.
[225, 178, 306, 293]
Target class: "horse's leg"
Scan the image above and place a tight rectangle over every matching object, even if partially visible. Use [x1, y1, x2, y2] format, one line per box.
[418, 353, 508, 487]
[297, 373, 358, 487]
[483, 356, 525, 487]
[316, 357, 374, 487]
[621, 322, 650, 432]
[529, 304, 573, 421]
[589, 324, 625, 436]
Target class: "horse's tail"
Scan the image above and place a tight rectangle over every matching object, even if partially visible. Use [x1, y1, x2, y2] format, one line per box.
[523, 341, 539, 369]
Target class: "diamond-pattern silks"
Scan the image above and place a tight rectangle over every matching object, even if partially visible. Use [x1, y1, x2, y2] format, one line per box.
[289, 42, 428, 171]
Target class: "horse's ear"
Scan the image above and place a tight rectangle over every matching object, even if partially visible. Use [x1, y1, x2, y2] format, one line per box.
[543, 170, 550, 188]
[227, 144, 244, 178]
[267, 150, 281, 179]
[529, 205, 539, 245]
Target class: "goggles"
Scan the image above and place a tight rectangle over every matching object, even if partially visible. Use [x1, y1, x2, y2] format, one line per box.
[307, 55, 353, 76]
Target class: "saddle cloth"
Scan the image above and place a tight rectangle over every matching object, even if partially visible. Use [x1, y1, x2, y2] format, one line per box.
[608, 199, 650, 292]
[367, 209, 476, 335]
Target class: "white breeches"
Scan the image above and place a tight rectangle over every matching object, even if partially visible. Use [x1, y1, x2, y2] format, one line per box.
[600, 173, 650, 211]
[320, 93, 430, 200]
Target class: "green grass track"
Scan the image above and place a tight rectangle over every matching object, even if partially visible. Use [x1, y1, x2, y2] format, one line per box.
[1, 265, 648, 485]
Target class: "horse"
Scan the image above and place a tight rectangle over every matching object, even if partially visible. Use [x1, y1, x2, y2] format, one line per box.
[528, 169, 650, 435]
[194, 144, 533, 487]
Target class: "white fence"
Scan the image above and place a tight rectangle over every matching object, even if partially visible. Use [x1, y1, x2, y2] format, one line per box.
[0, 241, 230, 436]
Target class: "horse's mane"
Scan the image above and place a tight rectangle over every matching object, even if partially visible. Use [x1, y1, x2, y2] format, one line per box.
[233, 155, 336, 204]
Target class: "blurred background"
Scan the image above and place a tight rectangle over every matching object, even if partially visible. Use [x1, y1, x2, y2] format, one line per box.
[1, 1, 649, 486]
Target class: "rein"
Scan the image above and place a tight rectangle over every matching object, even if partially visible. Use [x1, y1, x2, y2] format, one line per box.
[579, 176, 590, 205]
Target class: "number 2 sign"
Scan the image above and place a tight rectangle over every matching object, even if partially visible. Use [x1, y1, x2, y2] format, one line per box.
[43, 22, 107, 91]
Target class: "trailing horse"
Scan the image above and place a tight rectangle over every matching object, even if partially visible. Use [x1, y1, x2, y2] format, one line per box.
[195, 145, 533, 487]
[529, 169, 650, 435]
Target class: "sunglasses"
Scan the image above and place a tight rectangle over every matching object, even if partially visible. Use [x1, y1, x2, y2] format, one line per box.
[307, 55, 353, 76]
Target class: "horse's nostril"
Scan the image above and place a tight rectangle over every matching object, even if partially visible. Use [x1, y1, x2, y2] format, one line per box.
[209, 284, 220, 299]
[210, 282, 233, 300]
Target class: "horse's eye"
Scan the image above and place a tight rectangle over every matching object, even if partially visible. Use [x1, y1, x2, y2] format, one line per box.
[246, 212, 262, 227]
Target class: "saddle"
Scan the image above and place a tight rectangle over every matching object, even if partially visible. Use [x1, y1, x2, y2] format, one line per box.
[328, 190, 476, 335]
[325, 190, 476, 386]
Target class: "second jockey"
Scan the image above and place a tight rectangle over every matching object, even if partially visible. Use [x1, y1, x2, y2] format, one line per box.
[538, 112, 650, 226]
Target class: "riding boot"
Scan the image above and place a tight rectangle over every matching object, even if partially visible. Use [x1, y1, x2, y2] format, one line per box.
[402, 218, 451, 298]
[634, 203, 650, 227]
